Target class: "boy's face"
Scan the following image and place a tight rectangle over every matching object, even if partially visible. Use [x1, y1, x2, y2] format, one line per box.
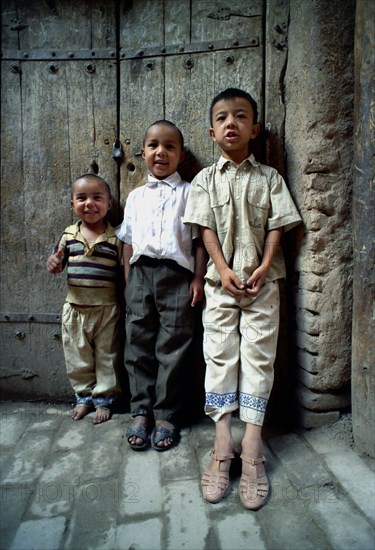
[71, 178, 112, 227]
[142, 124, 183, 180]
[210, 97, 260, 164]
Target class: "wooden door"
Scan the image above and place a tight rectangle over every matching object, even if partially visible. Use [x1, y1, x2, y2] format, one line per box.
[1, 0, 288, 402]
[0, 0, 118, 399]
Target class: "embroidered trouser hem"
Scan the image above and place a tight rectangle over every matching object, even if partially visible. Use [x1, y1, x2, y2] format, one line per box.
[203, 280, 280, 426]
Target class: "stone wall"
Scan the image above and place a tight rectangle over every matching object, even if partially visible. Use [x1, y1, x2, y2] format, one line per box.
[285, 0, 356, 427]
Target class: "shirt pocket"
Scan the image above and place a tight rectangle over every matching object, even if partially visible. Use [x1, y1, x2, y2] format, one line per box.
[210, 191, 231, 234]
[246, 185, 269, 231]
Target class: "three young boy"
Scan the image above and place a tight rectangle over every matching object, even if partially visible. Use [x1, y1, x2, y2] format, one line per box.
[47, 87, 301, 510]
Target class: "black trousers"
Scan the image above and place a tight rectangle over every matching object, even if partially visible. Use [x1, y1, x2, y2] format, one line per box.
[124, 256, 195, 424]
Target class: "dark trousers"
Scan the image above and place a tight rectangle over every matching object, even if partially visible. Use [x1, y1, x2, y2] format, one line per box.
[124, 256, 195, 424]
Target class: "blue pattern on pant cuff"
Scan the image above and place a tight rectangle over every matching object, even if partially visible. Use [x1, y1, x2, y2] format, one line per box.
[239, 392, 267, 412]
[92, 395, 115, 409]
[75, 394, 93, 406]
[205, 392, 237, 408]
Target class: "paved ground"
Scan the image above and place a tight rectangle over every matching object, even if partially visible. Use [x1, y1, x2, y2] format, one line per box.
[0, 402, 374, 550]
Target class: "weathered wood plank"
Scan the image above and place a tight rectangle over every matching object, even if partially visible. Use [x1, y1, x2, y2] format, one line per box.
[119, 57, 164, 200]
[10, 0, 116, 50]
[165, 52, 214, 169]
[64, 60, 118, 192]
[0, 60, 28, 313]
[265, 0, 290, 174]
[191, 0, 263, 42]
[0, 323, 72, 400]
[164, 0, 191, 45]
[1, 0, 19, 49]
[120, 0, 164, 50]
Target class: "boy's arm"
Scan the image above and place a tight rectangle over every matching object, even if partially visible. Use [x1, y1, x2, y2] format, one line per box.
[246, 227, 283, 296]
[123, 243, 133, 283]
[189, 238, 206, 307]
[201, 226, 246, 298]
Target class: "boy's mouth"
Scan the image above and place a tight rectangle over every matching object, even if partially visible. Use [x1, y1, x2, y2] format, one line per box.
[226, 132, 238, 139]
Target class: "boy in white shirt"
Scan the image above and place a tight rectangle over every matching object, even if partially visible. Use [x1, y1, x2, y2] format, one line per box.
[116, 120, 206, 451]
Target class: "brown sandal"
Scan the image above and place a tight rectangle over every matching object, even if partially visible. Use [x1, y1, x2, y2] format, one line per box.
[238, 454, 269, 510]
[201, 450, 235, 504]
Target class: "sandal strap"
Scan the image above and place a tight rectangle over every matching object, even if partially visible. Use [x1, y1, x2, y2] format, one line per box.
[210, 449, 235, 461]
[240, 454, 265, 465]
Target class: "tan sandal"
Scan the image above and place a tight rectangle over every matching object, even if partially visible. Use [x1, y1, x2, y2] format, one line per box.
[201, 450, 234, 504]
[238, 454, 269, 510]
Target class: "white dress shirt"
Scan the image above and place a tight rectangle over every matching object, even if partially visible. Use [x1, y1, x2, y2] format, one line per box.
[116, 171, 199, 273]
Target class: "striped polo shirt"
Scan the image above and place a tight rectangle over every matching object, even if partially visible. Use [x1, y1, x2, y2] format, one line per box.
[56, 222, 123, 305]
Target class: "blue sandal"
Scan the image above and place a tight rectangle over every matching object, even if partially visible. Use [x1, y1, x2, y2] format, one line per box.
[126, 415, 152, 451]
[151, 424, 179, 452]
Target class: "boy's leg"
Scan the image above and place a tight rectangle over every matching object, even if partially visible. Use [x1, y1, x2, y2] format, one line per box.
[200, 283, 240, 501]
[61, 303, 96, 420]
[153, 261, 194, 430]
[238, 281, 280, 509]
[238, 280, 280, 426]
[124, 261, 159, 415]
[91, 304, 122, 424]
[203, 282, 241, 423]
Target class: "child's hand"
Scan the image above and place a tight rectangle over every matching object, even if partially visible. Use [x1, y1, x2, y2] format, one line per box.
[46, 248, 64, 274]
[220, 267, 246, 298]
[190, 277, 204, 307]
[245, 266, 268, 297]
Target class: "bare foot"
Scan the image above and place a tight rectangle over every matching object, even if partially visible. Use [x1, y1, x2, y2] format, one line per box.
[93, 407, 112, 425]
[71, 404, 92, 421]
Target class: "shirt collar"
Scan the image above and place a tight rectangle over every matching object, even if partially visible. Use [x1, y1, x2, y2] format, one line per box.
[217, 153, 259, 171]
[146, 171, 182, 188]
[73, 221, 115, 238]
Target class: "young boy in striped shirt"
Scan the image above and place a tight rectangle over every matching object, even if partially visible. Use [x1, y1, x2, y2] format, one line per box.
[46, 174, 123, 424]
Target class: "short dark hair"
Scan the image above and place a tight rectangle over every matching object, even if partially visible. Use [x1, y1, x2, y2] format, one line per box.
[143, 120, 184, 148]
[209, 88, 258, 126]
[72, 174, 111, 198]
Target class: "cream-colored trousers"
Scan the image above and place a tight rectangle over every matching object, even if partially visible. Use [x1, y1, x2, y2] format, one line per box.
[62, 303, 121, 400]
[203, 281, 280, 426]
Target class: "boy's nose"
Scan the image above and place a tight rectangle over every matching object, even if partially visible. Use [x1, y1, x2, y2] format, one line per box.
[156, 147, 166, 156]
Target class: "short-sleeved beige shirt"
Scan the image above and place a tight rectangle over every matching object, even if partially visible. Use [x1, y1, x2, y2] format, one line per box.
[183, 154, 302, 284]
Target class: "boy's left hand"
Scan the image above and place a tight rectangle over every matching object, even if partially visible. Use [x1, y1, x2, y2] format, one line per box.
[245, 266, 268, 297]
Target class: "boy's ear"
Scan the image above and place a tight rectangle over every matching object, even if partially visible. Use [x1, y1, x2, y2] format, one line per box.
[251, 123, 261, 139]
[70, 199, 74, 208]
[209, 128, 216, 142]
[141, 148, 145, 159]
[179, 148, 186, 162]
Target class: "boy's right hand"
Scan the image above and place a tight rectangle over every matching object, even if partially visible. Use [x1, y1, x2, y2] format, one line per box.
[220, 266, 246, 298]
[46, 248, 64, 274]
